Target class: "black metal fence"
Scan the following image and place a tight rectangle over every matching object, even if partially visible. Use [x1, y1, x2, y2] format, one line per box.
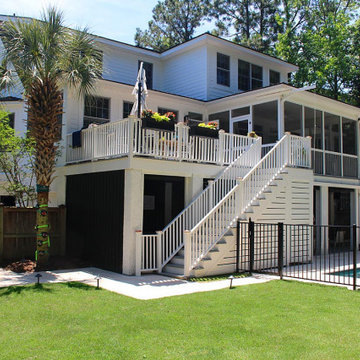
[237, 220, 359, 290]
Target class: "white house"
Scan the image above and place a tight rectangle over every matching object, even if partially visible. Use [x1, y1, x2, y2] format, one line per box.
[1, 14, 360, 277]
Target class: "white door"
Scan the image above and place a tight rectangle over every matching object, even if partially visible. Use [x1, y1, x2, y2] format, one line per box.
[230, 115, 251, 136]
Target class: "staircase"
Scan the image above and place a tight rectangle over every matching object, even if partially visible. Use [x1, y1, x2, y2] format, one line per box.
[138, 133, 311, 278]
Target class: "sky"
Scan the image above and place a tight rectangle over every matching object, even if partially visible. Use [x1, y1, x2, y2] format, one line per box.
[0, 0, 213, 45]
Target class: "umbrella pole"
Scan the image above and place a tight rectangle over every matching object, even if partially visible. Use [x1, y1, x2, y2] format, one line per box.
[137, 82, 142, 119]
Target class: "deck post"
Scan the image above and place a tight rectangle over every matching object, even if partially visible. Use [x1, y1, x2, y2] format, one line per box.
[353, 224, 357, 291]
[208, 180, 215, 209]
[235, 178, 243, 216]
[184, 230, 192, 278]
[135, 230, 142, 276]
[128, 116, 135, 159]
[218, 130, 225, 165]
[156, 231, 163, 273]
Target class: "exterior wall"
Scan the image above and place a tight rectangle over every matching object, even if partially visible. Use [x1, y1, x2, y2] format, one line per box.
[162, 45, 208, 100]
[206, 44, 289, 101]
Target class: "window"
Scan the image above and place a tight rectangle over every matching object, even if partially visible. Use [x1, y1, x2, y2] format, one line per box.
[238, 60, 263, 91]
[158, 107, 178, 121]
[284, 102, 302, 136]
[217, 53, 230, 86]
[231, 106, 250, 118]
[123, 101, 134, 119]
[7, 113, 14, 129]
[187, 112, 203, 126]
[304, 107, 322, 149]
[138, 61, 153, 90]
[252, 101, 278, 144]
[342, 118, 357, 155]
[270, 70, 280, 86]
[324, 112, 340, 152]
[84, 95, 110, 128]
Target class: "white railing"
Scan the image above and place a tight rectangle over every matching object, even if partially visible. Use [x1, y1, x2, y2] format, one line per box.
[160, 137, 262, 269]
[66, 118, 258, 166]
[184, 134, 312, 275]
[135, 231, 161, 275]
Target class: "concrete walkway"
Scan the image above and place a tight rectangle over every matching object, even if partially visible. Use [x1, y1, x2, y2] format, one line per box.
[0, 267, 275, 300]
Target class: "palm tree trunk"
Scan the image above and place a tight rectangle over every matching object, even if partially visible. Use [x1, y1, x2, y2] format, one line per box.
[27, 77, 63, 267]
[36, 188, 50, 265]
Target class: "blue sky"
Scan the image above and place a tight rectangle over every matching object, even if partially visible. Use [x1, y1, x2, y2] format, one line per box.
[0, 0, 213, 45]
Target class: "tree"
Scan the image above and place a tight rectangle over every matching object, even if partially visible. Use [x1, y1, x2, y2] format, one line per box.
[135, 0, 209, 51]
[0, 110, 36, 207]
[0, 8, 102, 266]
[276, 0, 358, 101]
[208, 0, 281, 52]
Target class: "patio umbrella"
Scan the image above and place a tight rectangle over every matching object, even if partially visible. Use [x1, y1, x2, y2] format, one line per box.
[130, 61, 148, 118]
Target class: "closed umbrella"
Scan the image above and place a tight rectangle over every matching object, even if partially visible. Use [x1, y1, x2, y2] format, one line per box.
[130, 61, 148, 118]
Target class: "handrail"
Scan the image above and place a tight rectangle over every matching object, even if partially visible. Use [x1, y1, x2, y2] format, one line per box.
[185, 134, 311, 275]
[159, 136, 262, 268]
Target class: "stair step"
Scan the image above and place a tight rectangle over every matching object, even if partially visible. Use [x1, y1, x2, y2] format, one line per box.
[245, 207, 254, 213]
[239, 214, 247, 221]
[171, 255, 184, 265]
[224, 229, 233, 236]
[217, 238, 227, 244]
[257, 194, 266, 200]
[269, 181, 277, 186]
[178, 249, 184, 257]
[163, 263, 184, 275]
[202, 255, 212, 261]
[252, 200, 260, 206]
[275, 175, 283, 180]
[280, 169, 288, 174]
[263, 188, 272, 193]
[193, 265, 204, 270]
[209, 246, 219, 253]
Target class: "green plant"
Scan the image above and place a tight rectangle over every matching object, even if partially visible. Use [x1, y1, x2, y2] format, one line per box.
[247, 131, 258, 138]
[152, 112, 170, 122]
[198, 121, 217, 130]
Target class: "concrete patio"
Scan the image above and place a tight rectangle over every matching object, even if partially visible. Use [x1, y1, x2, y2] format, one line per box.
[0, 267, 275, 300]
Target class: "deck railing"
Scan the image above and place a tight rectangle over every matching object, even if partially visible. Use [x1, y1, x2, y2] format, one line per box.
[66, 118, 258, 166]
[184, 134, 312, 276]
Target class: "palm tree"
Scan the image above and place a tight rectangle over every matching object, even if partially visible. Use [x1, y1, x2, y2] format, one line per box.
[0, 8, 102, 266]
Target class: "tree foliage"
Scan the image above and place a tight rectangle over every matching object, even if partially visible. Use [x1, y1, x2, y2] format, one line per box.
[0, 110, 36, 207]
[135, 0, 209, 51]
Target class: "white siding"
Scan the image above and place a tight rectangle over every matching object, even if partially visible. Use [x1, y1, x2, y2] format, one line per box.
[207, 44, 290, 101]
[162, 46, 208, 100]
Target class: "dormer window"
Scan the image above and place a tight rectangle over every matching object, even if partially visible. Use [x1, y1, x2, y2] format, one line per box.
[238, 60, 263, 91]
[138, 61, 153, 90]
[217, 53, 230, 87]
[270, 70, 280, 86]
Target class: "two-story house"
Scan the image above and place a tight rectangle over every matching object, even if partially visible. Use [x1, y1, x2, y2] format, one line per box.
[1, 14, 360, 277]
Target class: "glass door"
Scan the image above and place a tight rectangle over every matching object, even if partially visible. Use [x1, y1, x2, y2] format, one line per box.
[230, 115, 251, 136]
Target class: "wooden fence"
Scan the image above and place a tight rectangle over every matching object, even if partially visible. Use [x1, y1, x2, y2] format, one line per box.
[0, 206, 66, 262]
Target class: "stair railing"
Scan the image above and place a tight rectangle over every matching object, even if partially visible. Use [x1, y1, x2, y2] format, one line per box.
[159, 136, 262, 270]
[184, 134, 311, 276]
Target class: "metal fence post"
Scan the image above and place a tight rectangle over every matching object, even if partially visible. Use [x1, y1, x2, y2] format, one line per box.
[353, 224, 357, 291]
[236, 220, 240, 273]
[249, 218, 254, 273]
[278, 222, 284, 279]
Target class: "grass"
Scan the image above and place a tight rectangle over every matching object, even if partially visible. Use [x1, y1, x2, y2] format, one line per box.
[0, 281, 360, 359]
[188, 272, 250, 281]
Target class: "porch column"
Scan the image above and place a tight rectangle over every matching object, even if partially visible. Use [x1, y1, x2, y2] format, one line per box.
[320, 185, 329, 254]
[278, 98, 284, 140]
[184, 175, 203, 206]
[123, 168, 144, 275]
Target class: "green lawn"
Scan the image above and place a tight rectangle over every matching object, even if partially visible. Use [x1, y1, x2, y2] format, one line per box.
[0, 281, 359, 360]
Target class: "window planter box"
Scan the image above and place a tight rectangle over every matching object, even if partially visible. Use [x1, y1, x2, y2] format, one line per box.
[142, 117, 175, 131]
[189, 126, 219, 139]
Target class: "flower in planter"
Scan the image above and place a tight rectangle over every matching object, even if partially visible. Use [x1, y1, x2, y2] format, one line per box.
[198, 122, 217, 130]
[247, 131, 258, 138]
[152, 112, 170, 122]
[142, 109, 154, 119]
[164, 112, 176, 122]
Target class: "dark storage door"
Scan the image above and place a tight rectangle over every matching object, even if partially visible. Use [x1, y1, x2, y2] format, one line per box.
[66, 170, 124, 273]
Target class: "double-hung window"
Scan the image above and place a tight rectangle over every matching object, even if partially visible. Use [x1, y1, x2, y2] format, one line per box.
[83, 95, 110, 128]
[238, 60, 263, 91]
[269, 70, 280, 86]
[217, 53, 230, 86]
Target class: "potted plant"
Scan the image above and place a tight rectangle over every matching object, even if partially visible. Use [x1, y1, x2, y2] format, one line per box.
[141, 110, 175, 131]
[247, 131, 258, 138]
[189, 121, 219, 139]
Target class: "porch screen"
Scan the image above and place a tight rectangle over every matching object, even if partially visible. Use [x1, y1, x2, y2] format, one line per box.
[284, 102, 302, 136]
[252, 101, 277, 144]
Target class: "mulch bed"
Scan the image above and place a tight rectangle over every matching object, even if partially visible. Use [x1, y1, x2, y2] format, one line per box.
[2, 257, 92, 273]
